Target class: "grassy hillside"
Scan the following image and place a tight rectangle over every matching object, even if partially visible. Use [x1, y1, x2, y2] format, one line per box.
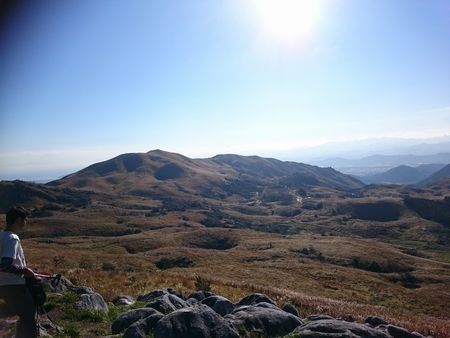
[4, 198, 447, 336]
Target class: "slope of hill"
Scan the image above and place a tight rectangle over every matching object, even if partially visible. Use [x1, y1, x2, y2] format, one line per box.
[419, 164, 450, 186]
[0, 180, 91, 213]
[212, 154, 363, 190]
[360, 164, 446, 185]
[47, 150, 365, 199]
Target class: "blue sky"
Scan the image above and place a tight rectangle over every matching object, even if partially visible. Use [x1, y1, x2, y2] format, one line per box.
[1, 0, 449, 180]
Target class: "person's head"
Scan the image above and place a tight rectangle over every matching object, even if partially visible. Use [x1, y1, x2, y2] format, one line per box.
[5, 206, 30, 231]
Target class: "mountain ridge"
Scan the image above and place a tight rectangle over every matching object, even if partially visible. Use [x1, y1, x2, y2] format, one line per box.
[419, 164, 450, 186]
[359, 163, 446, 185]
[47, 150, 364, 197]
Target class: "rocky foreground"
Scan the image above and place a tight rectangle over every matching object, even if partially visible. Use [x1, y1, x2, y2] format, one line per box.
[56, 276, 432, 338]
[1, 276, 432, 338]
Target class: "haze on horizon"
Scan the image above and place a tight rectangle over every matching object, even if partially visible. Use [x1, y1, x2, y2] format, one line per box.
[1, 0, 449, 181]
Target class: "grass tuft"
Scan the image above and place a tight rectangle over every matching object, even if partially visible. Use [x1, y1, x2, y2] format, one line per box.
[194, 274, 212, 291]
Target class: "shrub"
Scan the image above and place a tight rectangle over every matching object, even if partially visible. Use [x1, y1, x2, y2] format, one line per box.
[53, 255, 66, 268]
[388, 272, 421, 289]
[155, 256, 193, 270]
[350, 257, 413, 273]
[101, 262, 117, 271]
[194, 274, 212, 291]
[79, 259, 94, 269]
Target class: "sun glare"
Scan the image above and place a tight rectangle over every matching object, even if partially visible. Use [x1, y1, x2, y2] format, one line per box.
[251, 0, 322, 45]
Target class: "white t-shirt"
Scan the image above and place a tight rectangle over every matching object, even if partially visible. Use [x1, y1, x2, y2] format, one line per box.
[0, 230, 26, 286]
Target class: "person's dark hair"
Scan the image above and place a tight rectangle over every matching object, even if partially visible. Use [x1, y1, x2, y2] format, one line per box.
[6, 206, 29, 226]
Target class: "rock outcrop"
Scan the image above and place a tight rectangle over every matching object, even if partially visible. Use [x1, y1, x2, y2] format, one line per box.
[154, 304, 240, 338]
[201, 295, 235, 316]
[226, 302, 303, 337]
[112, 308, 161, 334]
[112, 295, 136, 306]
[3, 276, 429, 338]
[289, 319, 391, 337]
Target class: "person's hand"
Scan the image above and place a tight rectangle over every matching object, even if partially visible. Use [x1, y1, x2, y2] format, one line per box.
[23, 267, 38, 280]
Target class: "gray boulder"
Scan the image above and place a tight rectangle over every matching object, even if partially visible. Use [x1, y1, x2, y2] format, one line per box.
[387, 325, 425, 338]
[365, 316, 388, 327]
[282, 303, 299, 317]
[42, 275, 94, 295]
[187, 298, 199, 305]
[290, 319, 390, 337]
[71, 286, 94, 295]
[42, 275, 75, 293]
[201, 295, 235, 316]
[306, 314, 335, 321]
[146, 294, 189, 314]
[232, 301, 280, 313]
[137, 288, 183, 302]
[226, 302, 303, 337]
[122, 312, 164, 338]
[74, 292, 108, 312]
[112, 295, 136, 306]
[188, 290, 215, 301]
[111, 308, 161, 334]
[237, 293, 276, 306]
[154, 304, 240, 338]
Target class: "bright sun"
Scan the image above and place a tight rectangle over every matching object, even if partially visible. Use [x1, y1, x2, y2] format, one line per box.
[251, 0, 322, 45]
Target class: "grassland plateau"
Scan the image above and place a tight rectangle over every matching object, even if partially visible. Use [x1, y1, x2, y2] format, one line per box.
[1, 150, 449, 337]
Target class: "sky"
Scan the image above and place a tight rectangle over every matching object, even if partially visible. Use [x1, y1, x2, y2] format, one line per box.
[0, 0, 449, 180]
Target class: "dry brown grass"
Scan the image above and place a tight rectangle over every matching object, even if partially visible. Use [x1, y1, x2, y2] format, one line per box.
[13, 191, 450, 338]
[39, 269, 449, 338]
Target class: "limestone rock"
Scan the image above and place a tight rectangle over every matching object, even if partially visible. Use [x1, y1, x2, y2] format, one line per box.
[387, 324, 425, 338]
[226, 302, 303, 337]
[145, 294, 189, 314]
[306, 314, 335, 321]
[237, 293, 276, 306]
[137, 288, 183, 302]
[365, 316, 388, 327]
[201, 295, 235, 316]
[188, 290, 215, 301]
[112, 308, 161, 334]
[154, 304, 240, 338]
[42, 275, 75, 293]
[72, 286, 94, 295]
[122, 313, 164, 338]
[187, 297, 199, 305]
[282, 303, 299, 317]
[290, 319, 390, 338]
[74, 292, 108, 312]
[112, 295, 136, 306]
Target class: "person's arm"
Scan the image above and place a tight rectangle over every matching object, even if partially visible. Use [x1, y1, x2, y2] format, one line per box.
[0, 257, 36, 278]
[0, 257, 27, 274]
[0, 235, 37, 279]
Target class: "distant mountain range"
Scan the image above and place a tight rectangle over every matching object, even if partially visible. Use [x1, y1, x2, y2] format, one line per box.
[309, 153, 450, 176]
[359, 163, 447, 185]
[311, 153, 450, 168]
[285, 136, 450, 161]
[419, 164, 450, 186]
[268, 136, 450, 177]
